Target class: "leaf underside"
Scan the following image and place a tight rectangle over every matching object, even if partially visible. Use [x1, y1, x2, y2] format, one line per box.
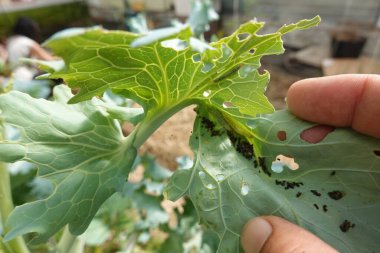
[0, 86, 136, 243]
[43, 16, 320, 135]
[166, 110, 380, 253]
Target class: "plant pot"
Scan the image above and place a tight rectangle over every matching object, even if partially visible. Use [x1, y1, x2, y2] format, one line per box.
[331, 31, 367, 58]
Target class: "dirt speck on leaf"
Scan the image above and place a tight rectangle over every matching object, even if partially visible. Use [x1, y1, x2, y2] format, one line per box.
[340, 220, 355, 232]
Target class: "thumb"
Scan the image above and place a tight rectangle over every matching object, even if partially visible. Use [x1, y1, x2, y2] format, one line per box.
[241, 216, 339, 253]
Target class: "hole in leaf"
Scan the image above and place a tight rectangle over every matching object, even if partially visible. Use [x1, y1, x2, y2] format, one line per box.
[277, 130, 287, 141]
[239, 65, 256, 78]
[192, 54, 201, 63]
[328, 190, 344, 200]
[122, 121, 136, 137]
[249, 49, 255, 54]
[374, 150, 380, 156]
[219, 44, 232, 63]
[201, 62, 214, 73]
[5, 125, 22, 141]
[300, 125, 335, 144]
[237, 33, 250, 41]
[222, 102, 234, 108]
[271, 154, 299, 173]
[258, 66, 267, 75]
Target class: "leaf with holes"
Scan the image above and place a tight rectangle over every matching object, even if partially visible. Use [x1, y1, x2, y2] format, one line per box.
[165, 110, 380, 253]
[42, 16, 320, 136]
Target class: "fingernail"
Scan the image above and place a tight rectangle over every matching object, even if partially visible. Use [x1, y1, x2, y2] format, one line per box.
[241, 217, 272, 253]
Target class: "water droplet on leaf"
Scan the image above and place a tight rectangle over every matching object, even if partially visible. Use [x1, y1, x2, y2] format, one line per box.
[216, 174, 225, 181]
[241, 183, 249, 196]
[222, 102, 234, 108]
[207, 183, 216, 189]
[203, 90, 211, 97]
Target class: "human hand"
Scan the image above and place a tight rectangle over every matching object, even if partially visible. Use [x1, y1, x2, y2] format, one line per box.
[241, 74, 380, 253]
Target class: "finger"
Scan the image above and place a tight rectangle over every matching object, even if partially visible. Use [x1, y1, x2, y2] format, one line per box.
[287, 74, 380, 138]
[241, 216, 338, 253]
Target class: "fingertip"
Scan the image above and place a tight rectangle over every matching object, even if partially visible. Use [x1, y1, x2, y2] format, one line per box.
[242, 216, 339, 253]
[241, 217, 272, 253]
[287, 75, 380, 138]
[287, 75, 369, 127]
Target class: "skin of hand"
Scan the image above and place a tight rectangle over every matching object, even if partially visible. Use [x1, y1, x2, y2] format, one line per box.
[30, 42, 57, 61]
[241, 74, 380, 253]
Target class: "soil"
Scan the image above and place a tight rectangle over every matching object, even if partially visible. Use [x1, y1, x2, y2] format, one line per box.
[133, 57, 319, 169]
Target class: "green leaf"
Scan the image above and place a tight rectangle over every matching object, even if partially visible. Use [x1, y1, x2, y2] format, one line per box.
[158, 232, 184, 253]
[165, 110, 380, 253]
[0, 85, 137, 243]
[43, 17, 320, 136]
[92, 98, 144, 124]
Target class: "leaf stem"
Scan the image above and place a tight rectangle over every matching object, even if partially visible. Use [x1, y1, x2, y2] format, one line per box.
[0, 235, 13, 253]
[0, 125, 30, 253]
[56, 226, 83, 253]
[126, 101, 193, 149]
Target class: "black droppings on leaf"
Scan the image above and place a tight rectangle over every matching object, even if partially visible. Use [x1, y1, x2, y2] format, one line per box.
[258, 157, 271, 177]
[330, 170, 336, 176]
[227, 131, 254, 160]
[314, 204, 319, 210]
[374, 150, 380, 156]
[296, 192, 302, 198]
[201, 117, 221, 137]
[340, 220, 355, 232]
[328, 191, 344, 200]
[236, 140, 254, 160]
[275, 180, 303, 190]
[227, 131, 238, 145]
[310, 190, 322, 197]
[323, 204, 328, 212]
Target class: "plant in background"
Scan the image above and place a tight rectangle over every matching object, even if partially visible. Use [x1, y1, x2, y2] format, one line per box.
[0, 8, 379, 253]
